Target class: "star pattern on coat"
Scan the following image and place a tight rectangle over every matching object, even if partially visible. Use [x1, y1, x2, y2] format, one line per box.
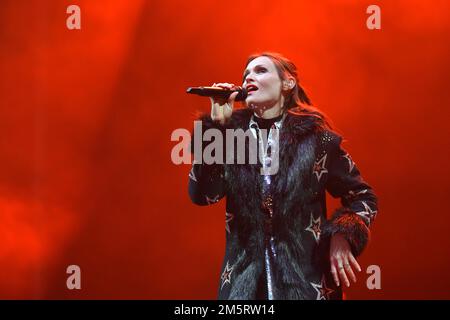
[205, 194, 219, 204]
[220, 261, 233, 290]
[313, 154, 328, 182]
[188, 166, 197, 182]
[345, 189, 368, 201]
[355, 201, 378, 225]
[310, 275, 334, 300]
[189, 111, 379, 300]
[305, 213, 321, 243]
[343, 153, 355, 173]
[225, 212, 234, 234]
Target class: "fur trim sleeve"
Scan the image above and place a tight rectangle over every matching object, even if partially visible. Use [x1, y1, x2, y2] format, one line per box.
[322, 207, 370, 257]
[187, 113, 226, 206]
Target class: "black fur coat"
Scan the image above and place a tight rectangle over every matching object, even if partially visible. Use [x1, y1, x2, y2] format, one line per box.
[188, 108, 378, 300]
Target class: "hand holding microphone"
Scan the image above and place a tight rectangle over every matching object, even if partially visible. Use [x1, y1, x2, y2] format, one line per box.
[186, 83, 247, 125]
[209, 83, 239, 125]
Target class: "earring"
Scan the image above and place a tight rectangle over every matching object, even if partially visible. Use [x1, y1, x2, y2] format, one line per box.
[284, 81, 293, 90]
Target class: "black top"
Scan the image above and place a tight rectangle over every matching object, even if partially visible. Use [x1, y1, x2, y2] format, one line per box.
[253, 113, 284, 130]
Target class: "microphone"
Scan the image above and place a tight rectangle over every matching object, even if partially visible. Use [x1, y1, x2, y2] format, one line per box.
[186, 86, 248, 101]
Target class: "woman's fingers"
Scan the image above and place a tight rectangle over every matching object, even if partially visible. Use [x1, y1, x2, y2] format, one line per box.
[330, 264, 340, 287]
[210, 82, 237, 124]
[214, 82, 234, 89]
[333, 257, 350, 287]
[338, 264, 350, 287]
[329, 234, 362, 288]
[210, 83, 236, 104]
[343, 258, 357, 283]
[349, 253, 362, 272]
[331, 255, 359, 287]
[229, 91, 239, 102]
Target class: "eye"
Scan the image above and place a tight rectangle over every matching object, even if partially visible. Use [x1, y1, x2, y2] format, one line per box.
[242, 66, 267, 82]
[256, 67, 267, 73]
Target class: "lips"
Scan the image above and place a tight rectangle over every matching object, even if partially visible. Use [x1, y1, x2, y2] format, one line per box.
[246, 84, 258, 94]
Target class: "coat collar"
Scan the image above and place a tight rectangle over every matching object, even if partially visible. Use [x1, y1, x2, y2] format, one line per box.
[226, 107, 325, 141]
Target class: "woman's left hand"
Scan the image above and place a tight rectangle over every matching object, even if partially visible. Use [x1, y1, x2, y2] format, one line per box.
[329, 233, 362, 287]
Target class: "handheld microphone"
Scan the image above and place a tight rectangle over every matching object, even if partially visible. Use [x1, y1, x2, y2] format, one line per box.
[186, 86, 248, 101]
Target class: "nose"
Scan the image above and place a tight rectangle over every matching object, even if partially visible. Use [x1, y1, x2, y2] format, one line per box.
[243, 73, 255, 86]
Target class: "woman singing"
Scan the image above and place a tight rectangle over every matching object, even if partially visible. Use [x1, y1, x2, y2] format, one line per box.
[188, 52, 378, 300]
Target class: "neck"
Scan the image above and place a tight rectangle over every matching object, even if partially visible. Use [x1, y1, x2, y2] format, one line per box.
[251, 95, 286, 119]
[254, 109, 282, 119]
[253, 104, 284, 119]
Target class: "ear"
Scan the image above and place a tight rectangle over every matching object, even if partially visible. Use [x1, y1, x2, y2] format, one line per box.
[283, 78, 295, 90]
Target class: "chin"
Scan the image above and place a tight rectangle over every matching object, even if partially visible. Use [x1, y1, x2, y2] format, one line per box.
[246, 98, 262, 108]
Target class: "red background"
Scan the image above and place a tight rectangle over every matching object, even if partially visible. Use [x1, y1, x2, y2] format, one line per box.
[0, 0, 449, 299]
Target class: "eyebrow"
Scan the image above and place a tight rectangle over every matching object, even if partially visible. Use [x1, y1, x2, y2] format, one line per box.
[243, 64, 266, 79]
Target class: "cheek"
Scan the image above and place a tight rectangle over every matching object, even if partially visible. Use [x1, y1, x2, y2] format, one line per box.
[260, 74, 280, 89]
[260, 78, 281, 96]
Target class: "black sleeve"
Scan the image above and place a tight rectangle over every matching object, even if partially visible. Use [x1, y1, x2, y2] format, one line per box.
[188, 114, 226, 206]
[322, 132, 379, 257]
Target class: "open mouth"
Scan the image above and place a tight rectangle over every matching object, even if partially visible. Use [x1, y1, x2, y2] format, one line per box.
[246, 85, 258, 94]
